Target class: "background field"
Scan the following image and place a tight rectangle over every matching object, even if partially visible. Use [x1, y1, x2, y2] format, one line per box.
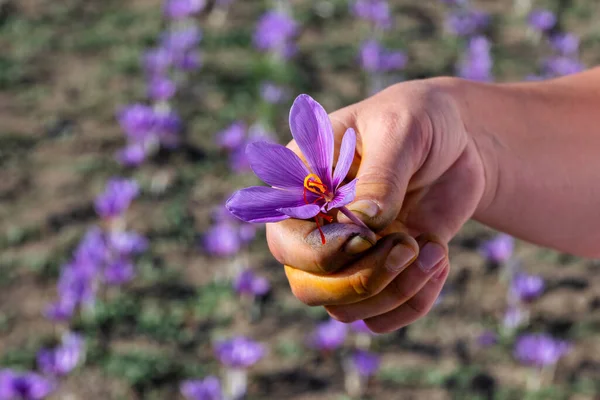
[1, 0, 600, 399]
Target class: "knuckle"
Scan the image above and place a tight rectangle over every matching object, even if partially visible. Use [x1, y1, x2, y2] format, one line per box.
[347, 272, 374, 299]
[389, 277, 412, 303]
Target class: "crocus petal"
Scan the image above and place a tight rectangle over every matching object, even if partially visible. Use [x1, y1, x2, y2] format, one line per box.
[326, 179, 358, 210]
[247, 141, 310, 189]
[332, 128, 357, 188]
[226, 186, 306, 223]
[289, 95, 334, 188]
[277, 204, 321, 219]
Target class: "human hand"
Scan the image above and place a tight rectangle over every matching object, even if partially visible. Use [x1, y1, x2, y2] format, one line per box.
[267, 78, 488, 333]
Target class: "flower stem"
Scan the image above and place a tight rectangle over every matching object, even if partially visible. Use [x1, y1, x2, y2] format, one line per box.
[339, 206, 374, 234]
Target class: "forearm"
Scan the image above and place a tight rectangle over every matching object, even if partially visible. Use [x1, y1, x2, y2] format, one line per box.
[448, 70, 600, 257]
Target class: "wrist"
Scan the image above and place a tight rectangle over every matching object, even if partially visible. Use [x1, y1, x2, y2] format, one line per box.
[430, 77, 502, 220]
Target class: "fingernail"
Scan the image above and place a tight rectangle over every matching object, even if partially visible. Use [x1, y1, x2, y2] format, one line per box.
[433, 265, 448, 281]
[385, 244, 417, 273]
[416, 242, 446, 273]
[344, 235, 374, 255]
[348, 200, 379, 219]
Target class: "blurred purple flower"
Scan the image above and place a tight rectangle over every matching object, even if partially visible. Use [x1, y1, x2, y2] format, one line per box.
[309, 319, 348, 351]
[528, 9, 556, 32]
[458, 36, 493, 82]
[73, 227, 107, 266]
[233, 269, 270, 297]
[147, 75, 177, 101]
[180, 376, 222, 400]
[161, 26, 202, 53]
[117, 104, 156, 143]
[107, 231, 148, 256]
[514, 333, 570, 368]
[510, 273, 544, 303]
[351, 0, 392, 30]
[480, 233, 514, 263]
[155, 109, 183, 148]
[543, 56, 585, 77]
[203, 223, 241, 257]
[214, 337, 265, 368]
[226, 95, 358, 243]
[44, 299, 76, 322]
[143, 47, 173, 75]
[446, 9, 489, 36]
[503, 306, 525, 330]
[0, 370, 55, 400]
[103, 258, 135, 285]
[350, 320, 373, 335]
[238, 223, 257, 244]
[549, 33, 579, 56]
[253, 10, 298, 59]
[360, 39, 407, 73]
[260, 82, 287, 104]
[163, 0, 206, 19]
[176, 50, 202, 71]
[477, 331, 498, 347]
[37, 332, 85, 377]
[351, 351, 381, 377]
[94, 178, 139, 219]
[117, 143, 147, 167]
[216, 122, 246, 151]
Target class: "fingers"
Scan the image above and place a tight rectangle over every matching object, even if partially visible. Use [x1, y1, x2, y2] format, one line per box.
[284, 233, 418, 306]
[364, 264, 449, 333]
[324, 240, 448, 322]
[266, 218, 377, 274]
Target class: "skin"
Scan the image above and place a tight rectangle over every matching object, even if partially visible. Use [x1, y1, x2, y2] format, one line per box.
[266, 68, 600, 333]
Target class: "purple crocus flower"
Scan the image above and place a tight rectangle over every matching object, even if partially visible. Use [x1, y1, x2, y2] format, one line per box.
[309, 319, 348, 351]
[103, 258, 136, 285]
[350, 320, 373, 335]
[458, 36, 493, 82]
[117, 104, 156, 143]
[226, 95, 359, 244]
[446, 9, 490, 36]
[37, 332, 85, 377]
[107, 231, 148, 256]
[147, 75, 177, 101]
[163, 0, 206, 20]
[477, 331, 498, 347]
[260, 82, 287, 104]
[203, 223, 241, 257]
[480, 233, 514, 263]
[161, 26, 202, 53]
[549, 33, 579, 56]
[73, 227, 107, 266]
[117, 143, 147, 167]
[214, 337, 265, 368]
[0, 370, 55, 400]
[527, 9, 556, 32]
[143, 47, 173, 75]
[543, 56, 585, 77]
[510, 273, 544, 303]
[503, 306, 525, 330]
[180, 376, 222, 400]
[360, 39, 407, 73]
[233, 269, 270, 297]
[216, 122, 246, 151]
[253, 10, 298, 59]
[176, 50, 202, 71]
[351, 351, 381, 377]
[514, 333, 570, 368]
[94, 178, 139, 219]
[351, 0, 392, 30]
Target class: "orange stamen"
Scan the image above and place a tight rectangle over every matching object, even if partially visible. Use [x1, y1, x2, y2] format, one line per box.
[302, 174, 334, 244]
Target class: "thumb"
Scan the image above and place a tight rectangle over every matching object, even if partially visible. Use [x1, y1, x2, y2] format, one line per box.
[330, 104, 428, 232]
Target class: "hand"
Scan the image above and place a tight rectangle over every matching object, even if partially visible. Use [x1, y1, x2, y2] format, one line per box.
[266, 78, 488, 333]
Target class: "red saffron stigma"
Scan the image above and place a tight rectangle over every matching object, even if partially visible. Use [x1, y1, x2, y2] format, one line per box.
[303, 174, 333, 244]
